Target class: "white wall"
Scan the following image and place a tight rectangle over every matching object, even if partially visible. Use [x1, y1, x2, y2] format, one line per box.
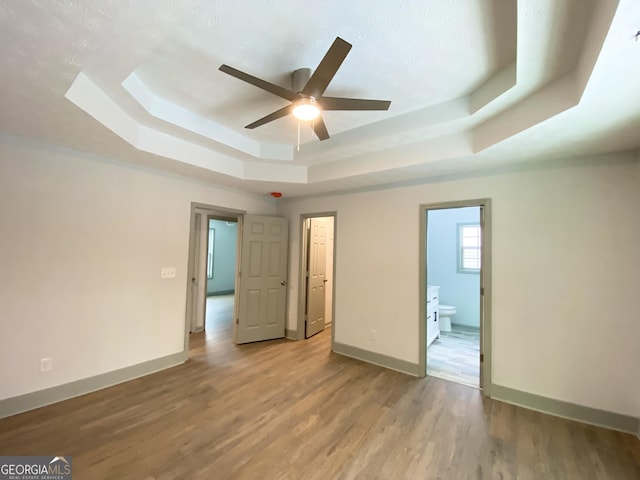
[277, 152, 640, 418]
[0, 138, 275, 400]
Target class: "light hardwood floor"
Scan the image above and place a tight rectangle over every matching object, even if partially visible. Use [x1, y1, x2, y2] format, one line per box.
[427, 325, 480, 388]
[1, 296, 639, 479]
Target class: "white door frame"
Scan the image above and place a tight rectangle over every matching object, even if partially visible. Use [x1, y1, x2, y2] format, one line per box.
[418, 199, 492, 395]
[184, 202, 245, 355]
[296, 212, 337, 345]
[192, 211, 205, 333]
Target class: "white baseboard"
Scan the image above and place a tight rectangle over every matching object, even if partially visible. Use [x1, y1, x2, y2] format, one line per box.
[0, 351, 187, 419]
[333, 342, 420, 377]
[490, 384, 639, 435]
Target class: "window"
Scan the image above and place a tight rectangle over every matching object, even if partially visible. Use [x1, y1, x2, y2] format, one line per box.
[207, 227, 215, 279]
[458, 223, 481, 273]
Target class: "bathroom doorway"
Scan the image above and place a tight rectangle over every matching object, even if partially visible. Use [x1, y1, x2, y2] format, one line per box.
[419, 200, 492, 392]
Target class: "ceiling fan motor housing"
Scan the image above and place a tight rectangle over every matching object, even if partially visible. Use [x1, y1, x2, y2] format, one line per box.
[292, 68, 312, 94]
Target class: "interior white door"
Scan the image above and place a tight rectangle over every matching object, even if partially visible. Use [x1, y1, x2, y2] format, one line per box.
[479, 205, 485, 389]
[324, 218, 334, 326]
[305, 218, 327, 338]
[194, 213, 208, 332]
[189, 213, 203, 333]
[235, 215, 288, 344]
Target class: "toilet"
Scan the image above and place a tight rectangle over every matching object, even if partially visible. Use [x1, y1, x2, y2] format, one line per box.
[438, 305, 456, 332]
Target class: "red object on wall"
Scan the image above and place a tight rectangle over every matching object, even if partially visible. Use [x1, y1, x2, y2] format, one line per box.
[270, 192, 282, 198]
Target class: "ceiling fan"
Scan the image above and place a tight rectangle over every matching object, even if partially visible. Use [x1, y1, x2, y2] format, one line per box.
[218, 37, 391, 141]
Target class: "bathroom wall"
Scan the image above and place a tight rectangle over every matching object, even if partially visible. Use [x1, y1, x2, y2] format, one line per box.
[206, 219, 237, 295]
[426, 207, 481, 327]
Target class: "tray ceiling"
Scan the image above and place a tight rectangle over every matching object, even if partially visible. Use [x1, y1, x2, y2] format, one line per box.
[0, 0, 639, 197]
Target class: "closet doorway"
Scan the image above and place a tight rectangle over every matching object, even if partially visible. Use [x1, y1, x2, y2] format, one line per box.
[297, 213, 336, 342]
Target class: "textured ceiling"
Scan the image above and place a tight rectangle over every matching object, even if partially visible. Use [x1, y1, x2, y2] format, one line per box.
[0, 0, 639, 198]
[132, 0, 516, 142]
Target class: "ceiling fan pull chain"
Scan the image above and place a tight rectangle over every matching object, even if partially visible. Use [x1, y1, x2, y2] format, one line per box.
[297, 121, 301, 152]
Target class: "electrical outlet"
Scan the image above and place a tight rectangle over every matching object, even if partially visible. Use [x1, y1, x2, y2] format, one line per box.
[369, 329, 376, 340]
[161, 267, 176, 279]
[40, 357, 52, 372]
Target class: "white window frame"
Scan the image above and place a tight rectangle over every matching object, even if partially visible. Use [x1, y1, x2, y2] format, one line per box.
[457, 222, 481, 273]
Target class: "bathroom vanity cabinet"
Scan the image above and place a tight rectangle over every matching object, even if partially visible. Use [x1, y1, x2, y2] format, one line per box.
[426, 285, 440, 347]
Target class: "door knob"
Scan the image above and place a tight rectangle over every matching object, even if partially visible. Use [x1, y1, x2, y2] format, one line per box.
[281, 280, 287, 286]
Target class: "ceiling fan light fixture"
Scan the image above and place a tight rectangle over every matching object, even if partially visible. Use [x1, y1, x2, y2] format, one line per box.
[292, 97, 321, 121]
[219, 37, 391, 140]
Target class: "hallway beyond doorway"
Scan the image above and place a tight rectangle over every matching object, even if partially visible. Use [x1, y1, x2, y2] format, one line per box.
[189, 294, 234, 357]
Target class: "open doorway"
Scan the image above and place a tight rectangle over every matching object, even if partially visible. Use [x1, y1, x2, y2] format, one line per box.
[184, 204, 243, 356]
[186, 207, 291, 355]
[204, 218, 237, 336]
[419, 200, 492, 392]
[206, 219, 238, 299]
[296, 213, 336, 342]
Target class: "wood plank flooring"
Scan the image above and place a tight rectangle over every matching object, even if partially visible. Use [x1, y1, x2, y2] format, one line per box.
[1, 295, 639, 479]
[427, 325, 480, 388]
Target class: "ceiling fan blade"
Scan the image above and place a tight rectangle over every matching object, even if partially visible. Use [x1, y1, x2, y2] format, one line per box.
[320, 97, 391, 111]
[312, 116, 330, 141]
[245, 105, 292, 129]
[219, 65, 297, 101]
[302, 37, 352, 98]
